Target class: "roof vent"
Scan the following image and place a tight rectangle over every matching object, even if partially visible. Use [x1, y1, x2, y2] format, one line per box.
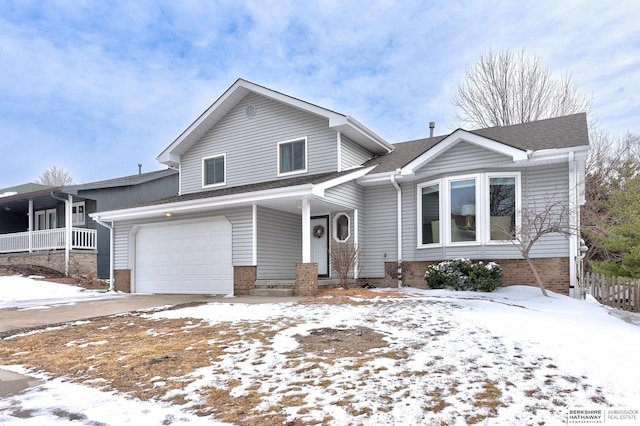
[245, 104, 257, 119]
[429, 122, 435, 138]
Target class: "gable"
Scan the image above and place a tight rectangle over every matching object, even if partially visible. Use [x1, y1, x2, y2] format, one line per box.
[157, 79, 392, 167]
[414, 141, 515, 177]
[180, 92, 340, 194]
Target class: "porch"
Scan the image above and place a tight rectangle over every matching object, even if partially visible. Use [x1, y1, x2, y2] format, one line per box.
[0, 228, 97, 253]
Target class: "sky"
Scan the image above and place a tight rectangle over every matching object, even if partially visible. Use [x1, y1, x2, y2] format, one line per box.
[1, 0, 638, 186]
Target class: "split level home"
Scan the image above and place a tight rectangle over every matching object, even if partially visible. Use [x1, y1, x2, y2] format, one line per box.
[0, 170, 178, 279]
[91, 79, 590, 297]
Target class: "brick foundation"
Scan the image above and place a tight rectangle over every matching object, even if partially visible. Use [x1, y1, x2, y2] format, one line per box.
[0, 250, 97, 278]
[114, 269, 131, 293]
[234, 266, 256, 296]
[359, 257, 571, 295]
[295, 263, 318, 296]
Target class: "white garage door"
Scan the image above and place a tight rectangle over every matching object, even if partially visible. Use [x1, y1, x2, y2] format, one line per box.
[135, 217, 233, 295]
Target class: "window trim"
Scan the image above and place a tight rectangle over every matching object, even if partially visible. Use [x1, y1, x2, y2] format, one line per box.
[417, 172, 521, 248]
[202, 153, 227, 188]
[72, 201, 85, 226]
[333, 212, 351, 242]
[277, 137, 308, 177]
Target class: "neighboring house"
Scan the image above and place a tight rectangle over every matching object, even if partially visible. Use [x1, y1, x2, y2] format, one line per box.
[0, 169, 178, 279]
[91, 79, 589, 296]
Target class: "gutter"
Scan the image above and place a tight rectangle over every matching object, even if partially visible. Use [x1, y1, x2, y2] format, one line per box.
[390, 172, 403, 288]
[93, 216, 115, 292]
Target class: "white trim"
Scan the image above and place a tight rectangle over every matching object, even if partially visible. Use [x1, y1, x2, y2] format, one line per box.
[401, 130, 528, 176]
[72, 201, 86, 226]
[416, 172, 522, 248]
[568, 152, 578, 287]
[333, 212, 351, 242]
[337, 131, 342, 172]
[277, 137, 308, 177]
[353, 209, 359, 279]
[302, 199, 311, 263]
[252, 204, 258, 266]
[202, 153, 227, 188]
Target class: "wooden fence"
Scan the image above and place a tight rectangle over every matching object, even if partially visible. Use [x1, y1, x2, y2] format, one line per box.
[584, 272, 640, 312]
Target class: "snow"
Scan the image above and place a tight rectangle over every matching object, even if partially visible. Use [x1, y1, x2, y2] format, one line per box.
[0, 275, 119, 309]
[1, 276, 640, 425]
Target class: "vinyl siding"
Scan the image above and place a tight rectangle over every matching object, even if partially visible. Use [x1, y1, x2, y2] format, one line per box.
[256, 206, 301, 279]
[341, 135, 373, 170]
[180, 93, 338, 194]
[360, 183, 397, 277]
[324, 181, 364, 210]
[415, 142, 514, 179]
[408, 163, 571, 261]
[113, 206, 253, 270]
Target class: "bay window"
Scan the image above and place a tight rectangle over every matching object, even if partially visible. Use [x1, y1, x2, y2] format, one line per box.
[418, 172, 520, 246]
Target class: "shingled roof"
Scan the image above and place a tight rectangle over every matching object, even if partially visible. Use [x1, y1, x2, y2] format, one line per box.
[365, 113, 589, 173]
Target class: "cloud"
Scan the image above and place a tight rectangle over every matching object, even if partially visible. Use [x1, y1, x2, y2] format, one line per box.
[1, 0, 639, 186]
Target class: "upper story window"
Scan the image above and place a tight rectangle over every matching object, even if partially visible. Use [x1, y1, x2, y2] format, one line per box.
[202, 154, 226, 188]
[418, 172, 520, 247]
[72, 202, 85, 226]
[278, 137, 307, 176]
[333, 213, 350, 242]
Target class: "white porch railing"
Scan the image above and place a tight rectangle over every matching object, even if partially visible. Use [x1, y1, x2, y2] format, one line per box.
[0, 228, 97, 253]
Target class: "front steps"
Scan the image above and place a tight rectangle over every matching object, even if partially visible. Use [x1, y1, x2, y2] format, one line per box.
[248, 278, 343, 297]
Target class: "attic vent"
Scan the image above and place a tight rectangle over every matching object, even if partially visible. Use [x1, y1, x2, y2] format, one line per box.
[245, 104, 257, 118]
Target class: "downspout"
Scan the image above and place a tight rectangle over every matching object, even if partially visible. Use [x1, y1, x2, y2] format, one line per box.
[93, 216, 115, 292]
[390, 173, 403, 288]
[50, 192, 71, 276]
[568, 151, 578, 294]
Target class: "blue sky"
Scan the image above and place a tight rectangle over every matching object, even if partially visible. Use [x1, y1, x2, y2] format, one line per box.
[1, 0, 638, 186]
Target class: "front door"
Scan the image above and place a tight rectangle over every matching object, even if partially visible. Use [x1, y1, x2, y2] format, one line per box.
[310, 216, 329, 276]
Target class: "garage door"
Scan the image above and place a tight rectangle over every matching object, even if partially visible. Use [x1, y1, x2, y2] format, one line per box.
[134, 217, 233, 294]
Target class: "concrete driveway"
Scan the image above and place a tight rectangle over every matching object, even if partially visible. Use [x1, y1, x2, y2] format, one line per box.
[0, 293, 305, 336]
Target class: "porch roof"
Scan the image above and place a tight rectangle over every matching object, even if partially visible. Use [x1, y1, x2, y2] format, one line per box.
[91, 167, 374, 221]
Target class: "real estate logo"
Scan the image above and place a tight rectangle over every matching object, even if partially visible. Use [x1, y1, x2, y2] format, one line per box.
[567, 408, 639, 425]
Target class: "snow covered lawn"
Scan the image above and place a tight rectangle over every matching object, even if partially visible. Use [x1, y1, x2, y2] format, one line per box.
[1, 279, 639, 425]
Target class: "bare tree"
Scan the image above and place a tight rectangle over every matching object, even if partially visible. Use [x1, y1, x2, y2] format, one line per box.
[36, 165, 74, 186]
[452, 49, 592, 128]
[500, 194, 574, 296]
[329, 243, 360, 288]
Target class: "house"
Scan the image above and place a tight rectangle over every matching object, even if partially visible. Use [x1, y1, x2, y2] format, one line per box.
[0, 169, 178, 280]
[91, 79, 589, 296]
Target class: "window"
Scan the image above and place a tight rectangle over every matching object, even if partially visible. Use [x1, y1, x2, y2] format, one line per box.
[72, 202, 85, 226]
[278, 138, 307, 175]
[420, 183, 440, 244]
[202, 154, 226, 187]
[333, 213, 350, 242]
[417, 172, 520, 246]
[35, 209, 57, 230]
[489, 176, 516, 240]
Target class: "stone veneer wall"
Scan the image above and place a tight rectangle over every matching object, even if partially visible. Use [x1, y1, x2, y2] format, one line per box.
[0, 250, 97, 277]
[234, 266, 256, 296]
[358, 257, 571, 295]
[114, 269, 131, 293]
[295, 262, 318, 296]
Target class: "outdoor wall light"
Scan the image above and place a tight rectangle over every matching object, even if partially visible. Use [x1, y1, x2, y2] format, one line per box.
[165, 212, 172, 218]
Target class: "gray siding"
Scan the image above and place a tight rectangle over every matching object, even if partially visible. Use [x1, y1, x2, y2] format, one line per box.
[81, 173, 178, 278]
[415, 142, 514, 179]
[324, 181, 364, 210]
[113, 206, 253, 270]
[256, 206, 301, 279]
[341, 135, 372, 170]
[408, 163, 570, 262]
[360, 183, 398, 278]
[181, 93, 339, 194]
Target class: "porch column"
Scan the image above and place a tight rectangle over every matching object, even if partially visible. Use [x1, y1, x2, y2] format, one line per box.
[301, 198, 311, 263]
[65, 194, 72, 276]
[28, 199, 33, 253]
